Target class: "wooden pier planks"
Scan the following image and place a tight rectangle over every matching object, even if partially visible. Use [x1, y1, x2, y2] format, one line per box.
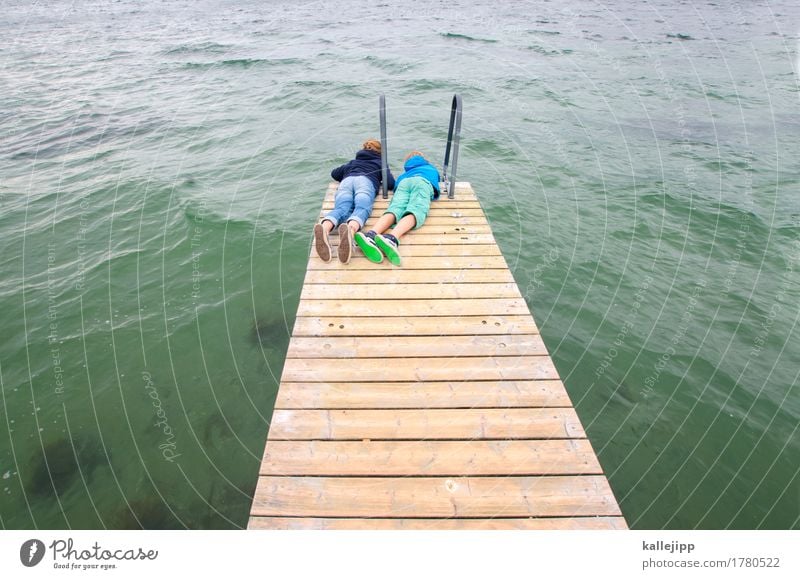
[248, 182, 626, 529]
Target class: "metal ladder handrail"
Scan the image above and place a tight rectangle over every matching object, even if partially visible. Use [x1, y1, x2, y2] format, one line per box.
[442, 94, 462, 199]
[379, 94, 389, 199]
[379, 93, 462, 199]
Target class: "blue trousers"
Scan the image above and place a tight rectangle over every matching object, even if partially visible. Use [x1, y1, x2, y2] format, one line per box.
[323, 175, 375, 229]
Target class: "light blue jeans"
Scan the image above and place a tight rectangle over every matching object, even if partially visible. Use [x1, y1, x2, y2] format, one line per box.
[323, 175, 376, 229]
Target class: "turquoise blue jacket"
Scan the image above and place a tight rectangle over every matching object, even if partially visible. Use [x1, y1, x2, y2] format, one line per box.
[394, 155, 441, 199]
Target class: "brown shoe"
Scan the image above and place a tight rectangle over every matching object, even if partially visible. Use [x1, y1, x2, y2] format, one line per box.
[313, 222, 331, 262]
[337, 223, 352, 264]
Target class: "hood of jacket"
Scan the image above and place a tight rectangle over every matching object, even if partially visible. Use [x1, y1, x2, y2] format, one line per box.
[403, 155, 429, 171]
[399, 155, 440, 196]
[355, 149, 381, 162]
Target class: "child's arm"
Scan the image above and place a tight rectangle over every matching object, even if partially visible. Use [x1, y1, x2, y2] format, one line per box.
[429, 166, 442, 198]
[386, 168, 396, 191]
[330, 162, 349, 182]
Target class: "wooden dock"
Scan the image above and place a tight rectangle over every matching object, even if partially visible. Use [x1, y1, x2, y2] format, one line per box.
[248, 183, 626, 530]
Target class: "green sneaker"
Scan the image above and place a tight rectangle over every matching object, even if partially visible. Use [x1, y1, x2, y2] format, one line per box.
[375, 234, 401, 266]
[354, 231, 383, 264]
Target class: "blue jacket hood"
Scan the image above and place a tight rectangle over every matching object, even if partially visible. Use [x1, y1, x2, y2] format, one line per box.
[403, 155, 428, 171]
[396, 156, 440, 197]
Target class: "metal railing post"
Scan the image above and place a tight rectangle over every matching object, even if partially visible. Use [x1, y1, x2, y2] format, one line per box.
[379, 94, 389, 199]
[442, 94, 462, 199]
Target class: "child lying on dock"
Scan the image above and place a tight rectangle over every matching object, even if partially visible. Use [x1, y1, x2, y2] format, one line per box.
[354, 151, 440, 266]
[314, 139, 395, 264]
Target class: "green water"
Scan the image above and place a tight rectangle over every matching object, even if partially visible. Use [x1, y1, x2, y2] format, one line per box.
[1, 0, 798, 529]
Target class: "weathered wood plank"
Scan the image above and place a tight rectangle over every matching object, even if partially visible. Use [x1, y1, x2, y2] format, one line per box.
[322, 196, 481, 205]
[280, 355, 558, 382]
[324, 183, 476, 201]
[300, 282, 522, 300]
[292, 315, 538, 337]
[353, 215, 489, 227]
[260, 440, 602, 476]
[322, 233, 498, 246]
[330, 224, 494, 235]
[296, 298, 529, 317]
[307, 255, 509, 270]
[315, 243, 503, 257]
[274, 380, 571, 409]
[321, 206, 486, 215]
[323, 191, 479, 202]
[248, 516, 628, 530]
[303, 268, 516, 284]
[286, 335, 546, 359]
[267, 408, 585, 440]
[378, 244, 501, 257]
[250, 475, 622, 518]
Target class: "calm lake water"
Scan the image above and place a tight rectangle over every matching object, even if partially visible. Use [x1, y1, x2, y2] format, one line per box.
[1, 0, 798, 529]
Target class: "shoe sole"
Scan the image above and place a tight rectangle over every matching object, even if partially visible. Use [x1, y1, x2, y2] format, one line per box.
[375, 235, 401, 266]
[337, 223, 351, 264]
[313, 223, 331, 263]
[354, 232, 384, 264]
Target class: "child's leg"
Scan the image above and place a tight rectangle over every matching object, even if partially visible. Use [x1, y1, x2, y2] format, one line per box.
[322, 177, 356, 228]
[346, 176, 376, 233]
[369, 212, 397, 235]
[315, 178, 357, 262]
[355, 179, 408, 264]
[366, 179, 409, 234]
[374, 179, 432, 265]
[391, 179, 433, 238]
[388, 214, 417, 239]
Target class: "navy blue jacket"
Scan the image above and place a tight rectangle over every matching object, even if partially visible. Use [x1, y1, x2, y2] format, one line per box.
[331, 149, 395, 192]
